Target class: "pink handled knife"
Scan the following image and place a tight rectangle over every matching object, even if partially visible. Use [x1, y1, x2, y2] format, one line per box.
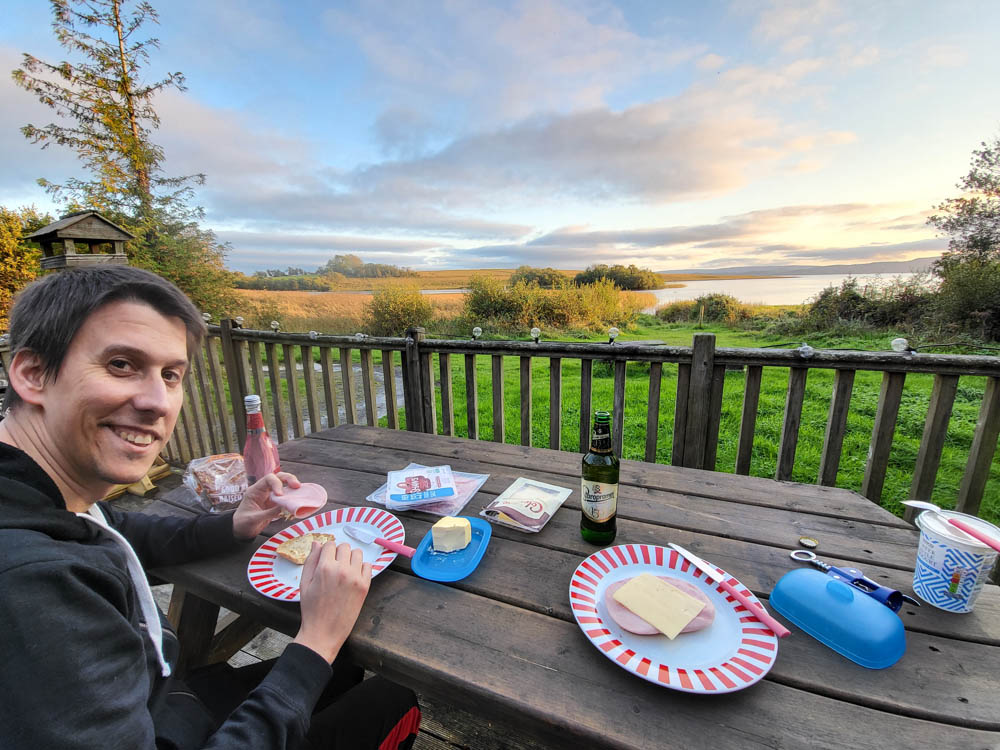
[342, 524, 416, 558]
[668, 543, 791, 638]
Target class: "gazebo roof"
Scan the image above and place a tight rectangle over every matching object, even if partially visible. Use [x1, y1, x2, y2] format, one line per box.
[25, 211, 135, 242]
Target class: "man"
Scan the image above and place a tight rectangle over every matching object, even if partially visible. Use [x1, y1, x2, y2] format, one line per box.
[0, 267, 420, 749]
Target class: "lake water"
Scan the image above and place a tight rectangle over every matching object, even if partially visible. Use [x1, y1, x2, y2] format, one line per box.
[641, 273, 918, 312]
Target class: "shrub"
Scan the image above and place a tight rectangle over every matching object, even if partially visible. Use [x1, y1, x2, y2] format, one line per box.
[465, 277, 525, 326]
[654, 294, 748, 325]
[804, 278, 875, 328]
[933, 259, 1000, 340]
[463, 277, 641, 332]
[363, 287, 433, 336]
[692, 293, 748, 324]
[509, 265, 569, 288]
[233, 274, 334, 291]
[574, 263, 663, 290]
[865, 274, 936, 327]
[0, 206, 46, 328]
[655, 300, 697, 322]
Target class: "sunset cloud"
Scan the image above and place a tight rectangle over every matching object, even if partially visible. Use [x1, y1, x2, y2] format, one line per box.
[1, 1, 993, 275]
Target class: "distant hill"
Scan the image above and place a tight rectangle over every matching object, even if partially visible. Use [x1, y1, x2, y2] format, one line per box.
[660, 256, 939, 276]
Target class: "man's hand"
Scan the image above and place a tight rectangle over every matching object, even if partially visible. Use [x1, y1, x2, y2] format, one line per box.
[232, 472, 300, 540]
[293, 542, 372, 663]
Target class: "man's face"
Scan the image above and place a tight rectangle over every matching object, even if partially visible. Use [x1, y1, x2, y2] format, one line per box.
[38, 300, 188, 495]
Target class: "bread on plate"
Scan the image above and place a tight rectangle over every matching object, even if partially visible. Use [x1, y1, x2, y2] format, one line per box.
[275, 532, 336, 565]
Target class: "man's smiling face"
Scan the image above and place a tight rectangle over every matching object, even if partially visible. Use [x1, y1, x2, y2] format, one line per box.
[37, 300, 188, 495]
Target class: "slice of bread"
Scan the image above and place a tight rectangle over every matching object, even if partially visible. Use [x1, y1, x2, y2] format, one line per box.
[275, 532, 337, 565]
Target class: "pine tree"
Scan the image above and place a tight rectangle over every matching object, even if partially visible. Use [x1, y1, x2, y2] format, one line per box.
[12, 0, 198, 221]
[11, 0, 235, 316]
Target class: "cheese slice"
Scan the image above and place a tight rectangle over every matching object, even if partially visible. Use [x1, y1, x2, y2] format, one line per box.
[611, 573, 706, 639]
[431, 516, 471, 552]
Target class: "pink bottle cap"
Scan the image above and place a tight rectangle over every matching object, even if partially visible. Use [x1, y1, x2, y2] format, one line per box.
[270, 483, 328, 519]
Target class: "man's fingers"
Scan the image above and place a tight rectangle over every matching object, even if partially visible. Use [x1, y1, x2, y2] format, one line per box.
[301, 540, 322, 581]
[349, 544, 365, 568]
[275, 471, 301, 489]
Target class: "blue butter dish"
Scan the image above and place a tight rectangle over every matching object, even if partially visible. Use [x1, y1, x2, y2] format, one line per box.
[410, 516, 492, 582]
[771, 568, 906, 669]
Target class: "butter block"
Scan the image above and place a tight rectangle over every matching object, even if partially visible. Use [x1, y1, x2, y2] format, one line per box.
[431, 516, 472, 552]
[611, 573, 706, 639]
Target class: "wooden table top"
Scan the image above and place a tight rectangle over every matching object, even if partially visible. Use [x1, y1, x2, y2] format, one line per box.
[151, 424, 1000, 750]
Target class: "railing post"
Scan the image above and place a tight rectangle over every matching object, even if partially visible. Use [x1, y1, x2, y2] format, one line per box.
[904, 374, 958, 523]
[861, 371, 906, 504]
[403, 327, 425, 433]
[682, 333, 716, 469]
[219, 319, 247, 448]
[956, 376, 1000, 516]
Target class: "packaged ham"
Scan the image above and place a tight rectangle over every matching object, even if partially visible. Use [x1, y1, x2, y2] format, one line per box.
[480, 477, 572, 533]
[183, 453, 248, 512]
[366, 463, 488, 516]
[385, 465, 458, 510]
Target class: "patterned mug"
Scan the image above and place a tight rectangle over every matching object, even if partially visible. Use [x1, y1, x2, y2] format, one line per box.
[913, 509, 999, 613]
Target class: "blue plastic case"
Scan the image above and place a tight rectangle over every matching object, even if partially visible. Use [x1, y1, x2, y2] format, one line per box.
[410, 516, 492, 582]
[770, 568, 906, 669]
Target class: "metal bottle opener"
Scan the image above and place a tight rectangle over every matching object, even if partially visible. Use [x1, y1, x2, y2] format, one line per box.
[789, 550, 921, 612]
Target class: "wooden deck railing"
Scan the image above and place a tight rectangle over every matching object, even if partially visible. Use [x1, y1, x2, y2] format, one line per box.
[3, 322, 998, 524]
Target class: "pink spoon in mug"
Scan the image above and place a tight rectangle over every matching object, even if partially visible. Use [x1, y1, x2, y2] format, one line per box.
[902, 501, 1000, 553]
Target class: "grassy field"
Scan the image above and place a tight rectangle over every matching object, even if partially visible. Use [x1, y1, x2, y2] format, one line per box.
[232, 287, 657, 335]
[375, 320, 999, 526]
[243, 268, 777, 292]
[219, 284, 998, 526]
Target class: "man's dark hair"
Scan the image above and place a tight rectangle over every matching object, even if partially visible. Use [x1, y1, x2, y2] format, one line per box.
[3, 267, 206, 411]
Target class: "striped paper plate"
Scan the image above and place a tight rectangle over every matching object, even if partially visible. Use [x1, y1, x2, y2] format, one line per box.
[248, 506, 404, 601]
[569, 544, 779, 694]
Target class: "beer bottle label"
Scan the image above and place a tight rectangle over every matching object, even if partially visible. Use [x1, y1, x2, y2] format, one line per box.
[581, 479, 618, 522]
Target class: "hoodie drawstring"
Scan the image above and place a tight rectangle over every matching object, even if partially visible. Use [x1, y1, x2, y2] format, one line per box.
[77, 506, 172, 677]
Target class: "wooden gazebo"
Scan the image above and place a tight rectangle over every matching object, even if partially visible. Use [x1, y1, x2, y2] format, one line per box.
[25, 211, 134, 271]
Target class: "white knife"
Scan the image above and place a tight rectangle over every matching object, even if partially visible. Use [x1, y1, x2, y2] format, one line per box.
[342, 524, 416, 558]
[668, 543, 790, 638]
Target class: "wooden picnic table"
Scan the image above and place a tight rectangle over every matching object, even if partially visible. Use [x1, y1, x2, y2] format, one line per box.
[150, 424, 1000, 750]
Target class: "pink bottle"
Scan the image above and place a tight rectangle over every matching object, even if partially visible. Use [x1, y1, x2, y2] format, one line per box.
[243, 395, 281, 484]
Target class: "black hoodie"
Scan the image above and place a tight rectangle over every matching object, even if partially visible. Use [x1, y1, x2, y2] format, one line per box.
[0, 442, 332, 749]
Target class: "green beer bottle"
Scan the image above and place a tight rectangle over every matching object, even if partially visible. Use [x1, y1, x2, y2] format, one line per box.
[580, 410, 619, 544]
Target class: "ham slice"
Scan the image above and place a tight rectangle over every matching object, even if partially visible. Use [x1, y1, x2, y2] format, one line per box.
[270, 482, 328, 519]
[604, 576, 715, 635]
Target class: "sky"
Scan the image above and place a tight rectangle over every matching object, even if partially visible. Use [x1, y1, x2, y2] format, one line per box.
[2, 0, 999, 274]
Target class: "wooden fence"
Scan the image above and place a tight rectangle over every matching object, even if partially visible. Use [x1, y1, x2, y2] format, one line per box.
[2, 322, 998, 523]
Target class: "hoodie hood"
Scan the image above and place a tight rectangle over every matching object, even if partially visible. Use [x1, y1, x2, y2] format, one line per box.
[0, 441, 100, 544]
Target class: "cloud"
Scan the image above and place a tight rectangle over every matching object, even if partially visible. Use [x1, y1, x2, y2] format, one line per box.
[148, 51, 854, 251]
[922, 43, 969, 69]
[696, 53, 726, 71]
[449, 203, 941, 268]
[742, 0, 842, 43]
[779, 238, 946, 261]
[323, 0, 704, 124]
[217, 230, 442, 271]
[155, 90, 533, 240]
[0, 46, 88, 209]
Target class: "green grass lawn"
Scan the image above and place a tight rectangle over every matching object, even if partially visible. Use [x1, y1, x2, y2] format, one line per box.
[408, 321, 999, 526]
[191, 321, 999, 527]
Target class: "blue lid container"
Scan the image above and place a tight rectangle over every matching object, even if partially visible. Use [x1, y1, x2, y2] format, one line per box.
[410, 516, 492, 582]
[771, 568, 906, 669]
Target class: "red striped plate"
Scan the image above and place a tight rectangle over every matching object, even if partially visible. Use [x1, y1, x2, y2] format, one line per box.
[569, 544, 779, 693]
[248, 506, 404, 601]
